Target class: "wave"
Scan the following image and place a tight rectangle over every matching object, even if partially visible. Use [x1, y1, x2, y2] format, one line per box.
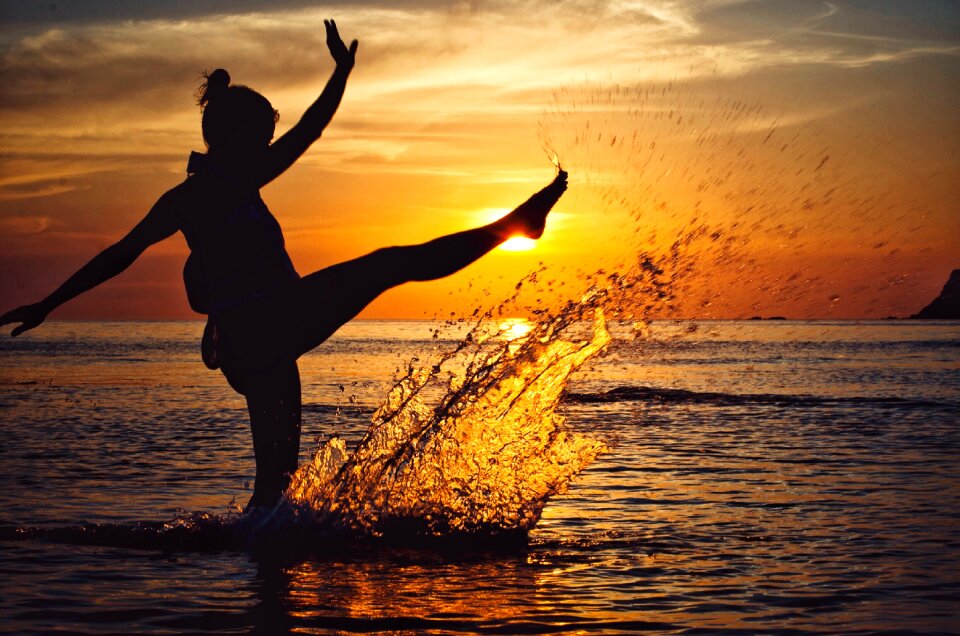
[562, 385, 957, 409]
[0, 510, 530, 554]
[0, 514, 240, 552]
[0, 520, 745, 559]
[0, 517, 684, 557]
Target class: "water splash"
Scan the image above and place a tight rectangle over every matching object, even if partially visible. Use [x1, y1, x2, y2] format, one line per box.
[287, 305, 612, 538]
[282, 112, 740, 539]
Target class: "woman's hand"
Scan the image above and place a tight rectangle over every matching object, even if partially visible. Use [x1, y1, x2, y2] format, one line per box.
[0, 301, 50, 337]
[325, 19, 358, 70]
[261, 20, 359, 185]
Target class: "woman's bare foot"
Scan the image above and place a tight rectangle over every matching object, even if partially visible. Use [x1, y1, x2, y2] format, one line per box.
[506, 170, 568, 239]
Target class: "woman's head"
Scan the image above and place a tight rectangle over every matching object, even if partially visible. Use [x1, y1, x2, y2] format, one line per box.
[197, 69, 278, 153]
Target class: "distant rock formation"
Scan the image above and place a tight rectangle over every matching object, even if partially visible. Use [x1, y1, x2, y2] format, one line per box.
[911, 269, 960, 319]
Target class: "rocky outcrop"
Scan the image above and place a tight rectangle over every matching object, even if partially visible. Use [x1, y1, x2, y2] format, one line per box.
[912, 269, 960, 319]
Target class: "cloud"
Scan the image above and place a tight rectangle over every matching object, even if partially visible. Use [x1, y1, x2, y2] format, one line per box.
[0, 179, 79, 201]
[0, 2, 698, 184]
[0, 215, 54, 233]
[0, 0, 411, 27]
[3, 0, 955, 119]
[1, 1, 958, 191]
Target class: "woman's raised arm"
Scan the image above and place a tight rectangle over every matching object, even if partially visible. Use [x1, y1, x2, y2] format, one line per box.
[0, 191, 180, 336]
[258, 19, 358, 187]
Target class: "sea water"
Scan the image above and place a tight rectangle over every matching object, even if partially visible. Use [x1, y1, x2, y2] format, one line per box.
[1, 319, 958, 633]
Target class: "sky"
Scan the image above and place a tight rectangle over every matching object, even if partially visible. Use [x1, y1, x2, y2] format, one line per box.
[1, 0, 957, 319]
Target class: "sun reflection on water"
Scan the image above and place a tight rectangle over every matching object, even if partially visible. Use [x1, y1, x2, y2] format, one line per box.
[498, 318, 533, 341]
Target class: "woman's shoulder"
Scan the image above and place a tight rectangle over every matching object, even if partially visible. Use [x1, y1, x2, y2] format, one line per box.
[144, 179, 206, 235]
[160, 172, 213, 209]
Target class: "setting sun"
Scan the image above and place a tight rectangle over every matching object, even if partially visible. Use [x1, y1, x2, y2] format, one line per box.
[475, 208, 540, 252]
[500, 236, 537, 251]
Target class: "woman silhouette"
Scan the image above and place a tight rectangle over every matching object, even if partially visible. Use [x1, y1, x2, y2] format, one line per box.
[0, 21, 567, 510]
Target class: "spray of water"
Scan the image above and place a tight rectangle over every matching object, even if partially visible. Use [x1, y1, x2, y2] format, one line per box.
[287, 308, 610, 536]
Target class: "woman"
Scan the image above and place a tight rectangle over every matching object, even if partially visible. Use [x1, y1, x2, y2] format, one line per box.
[0, 20, 568, 510]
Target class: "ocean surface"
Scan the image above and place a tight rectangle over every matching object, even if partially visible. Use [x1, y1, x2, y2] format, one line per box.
[1, 319, 958, 634]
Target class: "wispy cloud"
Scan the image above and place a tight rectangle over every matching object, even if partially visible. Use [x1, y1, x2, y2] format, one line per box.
[0, 215, 54, 233]
[1, 0, 956, 188]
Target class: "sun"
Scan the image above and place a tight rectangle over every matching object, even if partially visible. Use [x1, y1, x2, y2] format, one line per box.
[477, 208, 538, 251]
[500, 236, 537, 251]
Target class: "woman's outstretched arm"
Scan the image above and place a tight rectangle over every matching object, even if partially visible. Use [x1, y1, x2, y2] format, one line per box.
[0, 192, 180, 336]
[259, 19, 358, 186]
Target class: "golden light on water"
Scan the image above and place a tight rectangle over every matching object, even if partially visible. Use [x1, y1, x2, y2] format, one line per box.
[498, 318, 534, 341]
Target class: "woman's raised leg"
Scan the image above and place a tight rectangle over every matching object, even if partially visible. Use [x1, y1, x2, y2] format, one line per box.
[284, 171, 568, 358]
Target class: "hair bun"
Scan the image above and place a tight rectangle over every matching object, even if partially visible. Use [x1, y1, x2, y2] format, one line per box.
[197, 68, 231, 108]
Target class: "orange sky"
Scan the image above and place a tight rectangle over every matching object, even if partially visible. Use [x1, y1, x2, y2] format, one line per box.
[1, 1, 958, 319]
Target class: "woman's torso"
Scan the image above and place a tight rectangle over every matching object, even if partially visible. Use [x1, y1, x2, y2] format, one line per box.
[174, 154, 300, 315]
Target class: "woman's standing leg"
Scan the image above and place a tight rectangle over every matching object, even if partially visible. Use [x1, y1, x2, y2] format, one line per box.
[243, 360, 302, 508]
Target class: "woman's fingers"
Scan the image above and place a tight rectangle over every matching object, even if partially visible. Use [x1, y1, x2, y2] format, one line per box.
[324, 18, 356, 67]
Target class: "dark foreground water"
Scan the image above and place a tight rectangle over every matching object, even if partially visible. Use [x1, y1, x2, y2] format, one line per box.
[1, 320, 958, 634]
